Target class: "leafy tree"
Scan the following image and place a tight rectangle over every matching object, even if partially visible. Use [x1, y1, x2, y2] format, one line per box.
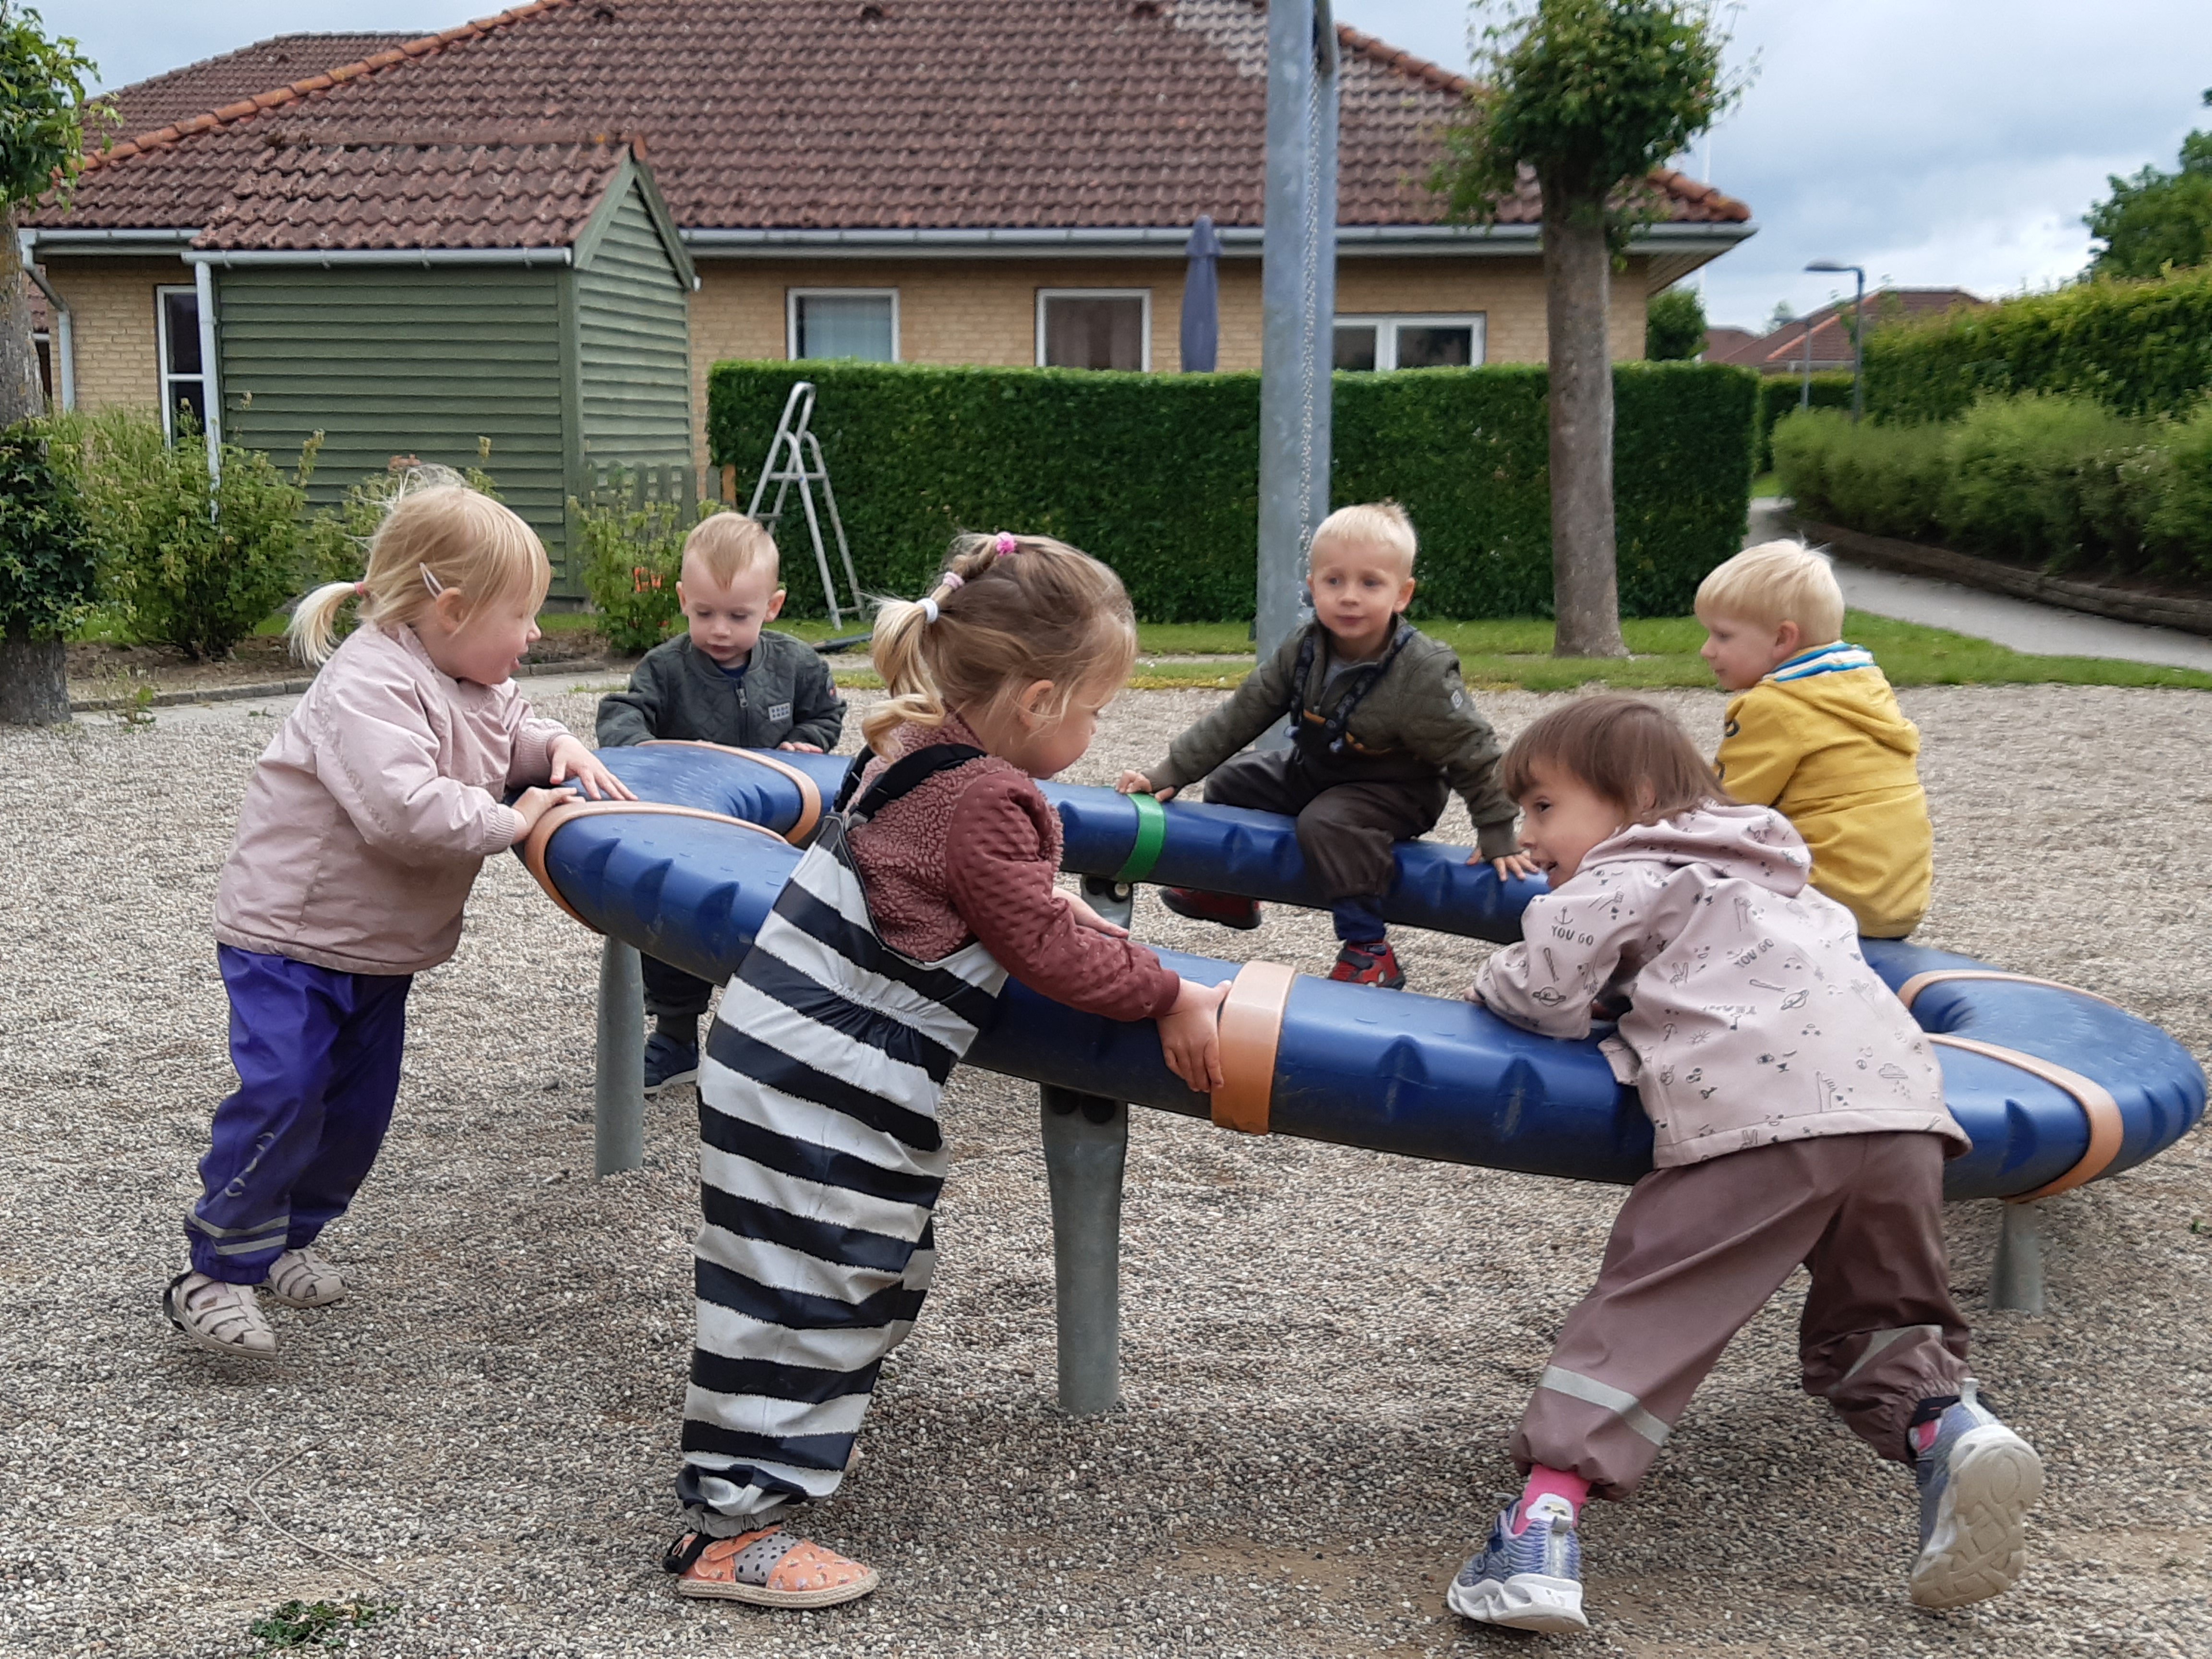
[1767, 299, 1796, 332]
[2085, 90, 2212, 281]
[0, 418, 95, 720]
[1434, 0, 1742, 656]
[0, 3, 109, 720]
[1646, 285, 1707, 360]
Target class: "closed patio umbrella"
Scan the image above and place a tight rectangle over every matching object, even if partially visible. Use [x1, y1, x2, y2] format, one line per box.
[1179, 215, 1222, 372]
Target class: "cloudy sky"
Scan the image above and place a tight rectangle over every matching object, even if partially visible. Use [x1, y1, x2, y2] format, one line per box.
[58, 0, 2212, 333]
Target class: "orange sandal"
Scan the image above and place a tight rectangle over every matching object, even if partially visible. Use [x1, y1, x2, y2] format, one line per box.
[664, 1525, 880, 1609]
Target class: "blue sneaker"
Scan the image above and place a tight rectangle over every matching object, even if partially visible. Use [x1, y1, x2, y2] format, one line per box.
[1909, 1379, 2043, 1609]
[643, 1032, 700, 1095]
[1447, 1494, 1588, 1632]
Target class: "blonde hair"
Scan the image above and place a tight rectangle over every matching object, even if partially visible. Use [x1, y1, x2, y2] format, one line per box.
[861, 531, 1138, 752]
[1310, 500, 1417, 573]
[1695, 540, 1846, 646]
[288, 480, 551, 666]
[683, 511, 780, 588]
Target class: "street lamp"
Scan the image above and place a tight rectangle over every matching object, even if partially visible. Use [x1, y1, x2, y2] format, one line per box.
[1806, 260, 1865, 423]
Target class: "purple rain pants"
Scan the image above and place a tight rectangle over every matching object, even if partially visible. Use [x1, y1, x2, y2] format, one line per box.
[185, 945, 413, 1284]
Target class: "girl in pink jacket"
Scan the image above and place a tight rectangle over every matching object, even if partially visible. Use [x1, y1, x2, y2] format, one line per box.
[164, 484, 630, 1360]
[1450, 696, 2041, 1634]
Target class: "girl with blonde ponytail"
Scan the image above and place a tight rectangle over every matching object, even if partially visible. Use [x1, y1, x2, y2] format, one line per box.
[165, 480, 632, 1363]
[664, 529, 1227, 1609]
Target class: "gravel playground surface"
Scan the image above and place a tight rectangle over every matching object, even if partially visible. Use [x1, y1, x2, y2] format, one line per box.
[3, 681, 2209, 1659]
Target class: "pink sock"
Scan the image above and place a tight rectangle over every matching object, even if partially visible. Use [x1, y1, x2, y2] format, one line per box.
[1515, 1466, 1591, 1531]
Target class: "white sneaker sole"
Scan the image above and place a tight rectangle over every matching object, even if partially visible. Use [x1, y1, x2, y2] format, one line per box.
[162, 1276, 277, 1360]
[1911, 1425, 2044, 1609]
[644, 1067, 699, 1097]
[1447, 1571, 1588, 1633]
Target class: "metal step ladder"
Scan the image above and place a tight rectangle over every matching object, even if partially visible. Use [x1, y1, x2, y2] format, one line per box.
[744, 381, 864, 627]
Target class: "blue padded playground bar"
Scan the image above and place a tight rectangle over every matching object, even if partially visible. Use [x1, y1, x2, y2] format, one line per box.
[522, 745, 2206, 1206]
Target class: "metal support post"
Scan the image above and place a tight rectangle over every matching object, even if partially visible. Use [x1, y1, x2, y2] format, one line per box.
[595, 936, 646, 1177]
[1041, 1085, 1129, 1416]
[1255, 0, 1341, 681]
[1990, 1201, 2044, 1313]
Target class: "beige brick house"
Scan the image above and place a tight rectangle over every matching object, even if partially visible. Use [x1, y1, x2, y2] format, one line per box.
[30, 0, 1753, 480]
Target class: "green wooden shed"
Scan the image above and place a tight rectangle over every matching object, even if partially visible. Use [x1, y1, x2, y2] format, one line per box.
[189, 135, 697, 597]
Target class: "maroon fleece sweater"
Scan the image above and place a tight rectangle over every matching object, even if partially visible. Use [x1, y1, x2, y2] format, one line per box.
[847, 714, 1182, 1022]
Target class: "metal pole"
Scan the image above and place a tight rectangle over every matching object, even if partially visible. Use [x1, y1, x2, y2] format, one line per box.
[1255, 0, 1341, 678]
[1041, 1086, 1128, 1416]
[595, 936, 646, 1177]
[193, 259, 223, 480]
[1850, 267, 1865, 425]
[1990, 1201, 2044, 1314]
[1798, 314, 1812, 410]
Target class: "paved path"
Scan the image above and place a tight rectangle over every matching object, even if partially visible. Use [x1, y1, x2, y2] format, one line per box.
[1751, 499, 2212, 672]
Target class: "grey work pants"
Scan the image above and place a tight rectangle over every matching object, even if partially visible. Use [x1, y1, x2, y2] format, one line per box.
[1514, 1131, 1971, 1500]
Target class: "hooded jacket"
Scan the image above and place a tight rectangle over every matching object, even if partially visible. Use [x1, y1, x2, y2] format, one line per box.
[1473, 803, 1964, 1169]
[213, 623, 566, 975]
[1714, 643, 1933, 938]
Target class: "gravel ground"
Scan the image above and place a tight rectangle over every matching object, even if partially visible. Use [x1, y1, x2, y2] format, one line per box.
[3, 681, 2208, 1659]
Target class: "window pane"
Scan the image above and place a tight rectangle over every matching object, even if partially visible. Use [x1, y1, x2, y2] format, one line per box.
[168, 380, 207, 435]
[162, 289, 203, 376]
[1044, 297, 1144, 371]
[1395, 325, 1475, 370]
[796, 295, 895, 361]
[1332, 325, 1378, 372]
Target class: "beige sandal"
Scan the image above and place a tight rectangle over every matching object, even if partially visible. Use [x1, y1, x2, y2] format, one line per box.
[264, 1248, 346, 1309]
[163, 1272, 276, 1358]
[664, 1524, 879, 1609]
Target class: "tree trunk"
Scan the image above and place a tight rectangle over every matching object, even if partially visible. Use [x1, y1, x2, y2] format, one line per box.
[0, 205, 46, 429]
[0, 637, 69, 725]
[1542, 183, 1627, 659]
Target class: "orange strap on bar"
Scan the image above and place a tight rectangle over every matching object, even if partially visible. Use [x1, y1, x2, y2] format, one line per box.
[1210, 961, 1296, 1135]
[1928, 1033, 2125, 1203]
[641, 740, 824, 845]
[1898, 969, 2123, 1012]
[520, 801, 785, 931]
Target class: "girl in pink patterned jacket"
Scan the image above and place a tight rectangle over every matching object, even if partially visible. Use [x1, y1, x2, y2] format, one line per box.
[1449, 695, 2040, 1635]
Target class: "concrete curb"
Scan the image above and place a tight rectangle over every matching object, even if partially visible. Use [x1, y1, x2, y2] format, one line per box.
[1799, 517, 2212, 640]
[68, 655, 625, 714]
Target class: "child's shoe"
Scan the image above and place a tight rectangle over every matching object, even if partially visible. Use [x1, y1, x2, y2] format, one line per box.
[664, 1522, 879, 1609]
[1159, 887, 1262, 930]
[1330, 940, 1406, 989]
[1908, 1379, 2043, 1609]
[644, 1032, 701, 1094]
[264, 1248, 346, 1309]
[163, 1271, 276, 1359]
[1448, 1494, 1588, 1632]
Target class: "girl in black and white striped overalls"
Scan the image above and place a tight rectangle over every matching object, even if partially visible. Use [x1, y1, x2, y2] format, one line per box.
[663, 532, 1230, 1609]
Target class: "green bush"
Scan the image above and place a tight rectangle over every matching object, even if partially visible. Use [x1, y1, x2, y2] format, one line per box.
[707, 359, 1756, 620]
[0, 421, 99, 641]
[575, 492, 720, 653]
[1755, 372, 1855, 473]
[1645, 286, 1705, 361]
[1773, 409, 1949, 542]
[2148, 399, 2212, 561]
[47, 408, 307, 659]
[1864, 265, 2212, 424]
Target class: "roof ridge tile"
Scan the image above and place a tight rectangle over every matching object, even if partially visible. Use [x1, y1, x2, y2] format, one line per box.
[81, 0, 574, 175]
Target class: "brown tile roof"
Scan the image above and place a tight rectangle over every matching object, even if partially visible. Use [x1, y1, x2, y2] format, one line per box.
[89, 32, 418, 141]
[40, 0, 1750, 235]
[194, 137, 634, 252]
[1709, 289, 1984, 371]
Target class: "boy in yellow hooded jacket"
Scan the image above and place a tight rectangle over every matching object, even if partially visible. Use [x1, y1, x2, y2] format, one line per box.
[1694, 541, 1933, 938]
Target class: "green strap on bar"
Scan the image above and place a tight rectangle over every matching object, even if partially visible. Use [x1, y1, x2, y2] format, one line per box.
[1113, 791, 1167, 884]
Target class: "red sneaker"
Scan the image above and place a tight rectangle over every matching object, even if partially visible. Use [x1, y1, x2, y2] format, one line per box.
[1159, 887, 1262, 930]
[1330, 940, 1406, 989]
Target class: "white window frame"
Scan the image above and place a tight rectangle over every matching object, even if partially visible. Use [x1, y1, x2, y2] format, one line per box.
[156, 284, 211, 440]
[785, 287, 901, 363]
[1334, 312, 1488, 372]
[1035, 288, 1153, 372]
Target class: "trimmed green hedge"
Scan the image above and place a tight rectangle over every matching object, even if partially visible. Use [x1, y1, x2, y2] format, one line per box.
[1865, 266, 2212, 424]
[1755, 372, 1855, 473]
[709, 360, 1756, 620]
